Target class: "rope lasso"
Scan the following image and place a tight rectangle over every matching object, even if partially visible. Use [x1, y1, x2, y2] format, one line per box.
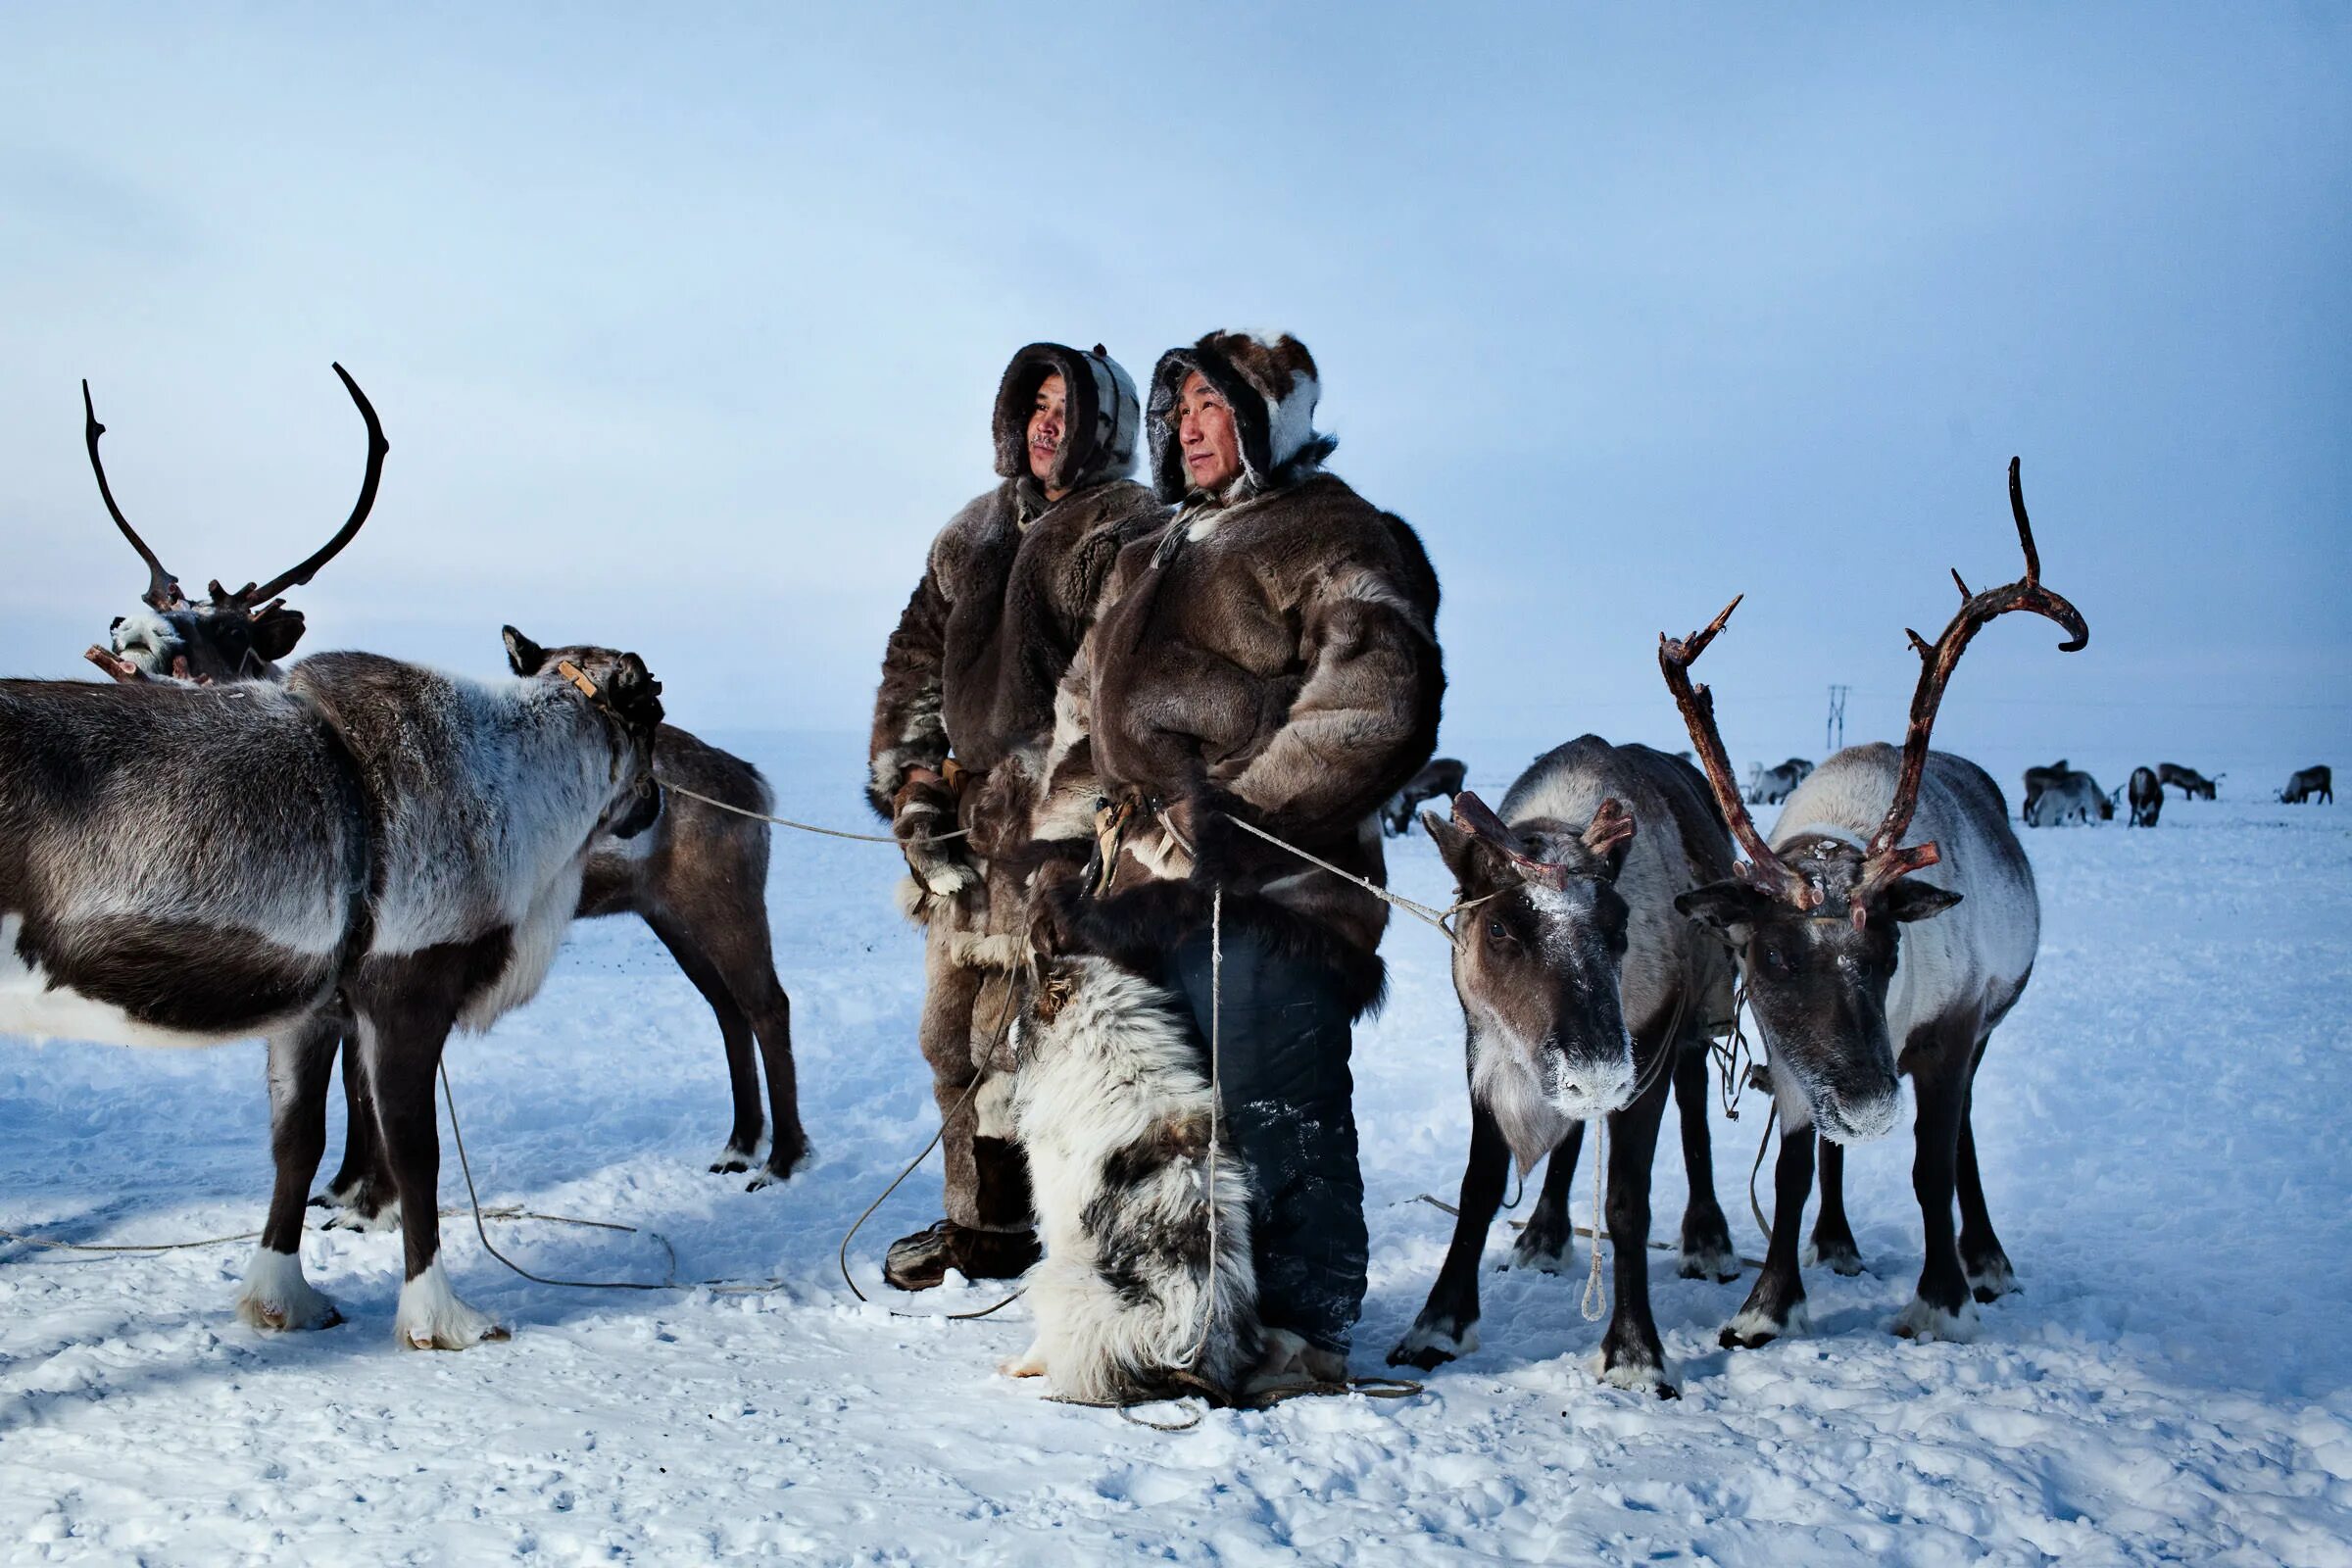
[661, 782, 969, 847]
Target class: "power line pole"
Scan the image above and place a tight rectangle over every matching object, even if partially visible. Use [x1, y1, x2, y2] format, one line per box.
[1826, 684, 1849, 754]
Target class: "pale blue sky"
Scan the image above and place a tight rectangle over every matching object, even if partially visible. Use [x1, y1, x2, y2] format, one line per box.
[3, 5, 2344, 793]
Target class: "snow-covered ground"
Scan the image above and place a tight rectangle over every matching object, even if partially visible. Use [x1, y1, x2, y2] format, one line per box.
[3, 733, 2347, 1565]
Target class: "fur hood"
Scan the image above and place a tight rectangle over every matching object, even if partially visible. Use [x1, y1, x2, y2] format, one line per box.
[1146, 331, 1338, 504]
[993, 342, 1142, 492]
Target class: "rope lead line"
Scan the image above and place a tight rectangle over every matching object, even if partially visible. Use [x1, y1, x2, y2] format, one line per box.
[661, 782, 969, 847]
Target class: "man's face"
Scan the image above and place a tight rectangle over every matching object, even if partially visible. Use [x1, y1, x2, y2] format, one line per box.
[1027, 372, 1067, 485]
[1177, 370, 1242, 492]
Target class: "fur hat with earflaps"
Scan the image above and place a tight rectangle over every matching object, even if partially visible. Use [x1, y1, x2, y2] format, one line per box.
[1145, 330, 1338, 503]
[992, 343, 1142, 493]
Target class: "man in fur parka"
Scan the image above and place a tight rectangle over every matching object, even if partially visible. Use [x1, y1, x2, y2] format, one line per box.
[1035, 330, 1445, 1386]
[865, 342, 1165, 1290]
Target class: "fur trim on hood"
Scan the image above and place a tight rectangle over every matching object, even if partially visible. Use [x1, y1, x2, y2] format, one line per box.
[1146, 331, 1339, 504]
[993, 343, 1142, 492]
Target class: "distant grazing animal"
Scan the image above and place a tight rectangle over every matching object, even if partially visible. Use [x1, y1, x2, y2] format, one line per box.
[2024, 766, 2110, 826]
[2281, 765, 2332, 805]
[2127, 766, 2163, 827]
[990, 956, 1258, 1405]
[1745, 758, 1814, 805]
[2021, 759, 2071, 805]
[1391, 740, 1740, 1396]
[1382, 757, 1465, 836]
[2157, 763, 2220, 801]
[1668, 457, 2085, 1348]
[81, 371, 806, 1195]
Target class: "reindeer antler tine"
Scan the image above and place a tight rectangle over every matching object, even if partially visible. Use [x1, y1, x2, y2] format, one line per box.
[1867, 458, 2091, 866]
[1951, 568, 1971, 600]
[1658, 593, 1814, 907]
[81, 378, 184, 612]
[1452, 790, 1575, 890]
[242, 363, 389, 606]
[2008, 456, 2037, 585]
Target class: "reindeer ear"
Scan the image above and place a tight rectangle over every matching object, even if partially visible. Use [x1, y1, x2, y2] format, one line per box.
[249, 607, 308, 662]
[1422, 808, 1492, 888]
[1676, 879, 1770, 934]
[502, 625, 546, 676]
[1881, 880, 1963, 923]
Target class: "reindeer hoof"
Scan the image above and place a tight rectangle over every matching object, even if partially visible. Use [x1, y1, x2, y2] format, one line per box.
[747, 1142, 809, 1192]
[1507, 1230, 1570, 1274]
[709, 1147, 755, 1175]
[1719, 1300, 1807, 1349]
[1596, 1351, 1678, 1398]
[1805, 1238, 1865, 1276]
[322, 1198, 401, 1234]
[394, 1260, 508, 1350]
[1966, 1255, 2017, 1301]
[235, 1249, 344, 1333]
[1388, 1318, 1476, 1371]
[1679, 1240, 1741, 1283]
[1892, 1296, 1980, 1343]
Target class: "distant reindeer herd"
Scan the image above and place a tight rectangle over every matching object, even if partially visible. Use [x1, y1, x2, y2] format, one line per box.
[1, 370, 2334, 1398]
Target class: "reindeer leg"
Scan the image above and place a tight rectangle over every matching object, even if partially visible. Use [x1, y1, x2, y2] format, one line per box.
[741, 971, 803, 1190]
[236, 1015, 345, 1333]
[318, 1030, 401, 1232]
[316, 1031, 372, 1205]
[1389, 1101, 1511, 1370]
[704, 904, 806, 1190]
[1509, 1122, 1582, 1272]
[1895, 1028, 1979, 1342]
[1808, 1138, 1864, 1275]
[1672, 1039, 1738, 1281]
[1956, 1064, 2016, 1301]
[1598, 1023, 1678, 1396]
[1722, 1123, 1814, 1348]
[648, 916, 765, 1174]
[363, 1014, 507, 1350]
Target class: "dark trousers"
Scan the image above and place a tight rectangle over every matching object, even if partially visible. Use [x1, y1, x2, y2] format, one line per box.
[1155, 926, 1368, 1355]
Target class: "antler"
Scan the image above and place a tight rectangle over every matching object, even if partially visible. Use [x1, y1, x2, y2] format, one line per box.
[1658, 597, 1818, 908]
[1581, 797, 1636, 859]
[236, 363, 388, 607]
[1451, 791, 1576, 890]
[81, 380, 185, 611]
[1865, 457, 2089, 886]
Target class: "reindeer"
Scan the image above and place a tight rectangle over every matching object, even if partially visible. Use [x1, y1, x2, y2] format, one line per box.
[2157, 763, 2220, 801]
[81, 370, 806, 1195]
[2019, 759, 2070, 817]
[2281, 766, 2332, 805]
[1388, 740, 1740, 1395]
[1664, 458, 2084, 1348]
[1745, 758, 1814, 805]
[1381, 757, 1466, 836]
[2024, 766, 2109, 826]
[2126, 766, 2163, 827]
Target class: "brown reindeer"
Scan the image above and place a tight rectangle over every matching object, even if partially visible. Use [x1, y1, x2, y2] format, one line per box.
[79, 368, 807, 1196]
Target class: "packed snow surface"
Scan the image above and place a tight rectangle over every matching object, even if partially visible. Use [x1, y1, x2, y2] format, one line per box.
[3, 735, 2348, 1565]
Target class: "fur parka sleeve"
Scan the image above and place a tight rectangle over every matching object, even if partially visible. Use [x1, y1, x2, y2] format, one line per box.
[865, 543, 954, 818]
[1221, 531, 1444, 836]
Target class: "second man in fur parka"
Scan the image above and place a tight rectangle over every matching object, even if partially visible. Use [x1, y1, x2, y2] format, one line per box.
[865, 341, 1166, 1291]
[1036, 330, 1445, 1369]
